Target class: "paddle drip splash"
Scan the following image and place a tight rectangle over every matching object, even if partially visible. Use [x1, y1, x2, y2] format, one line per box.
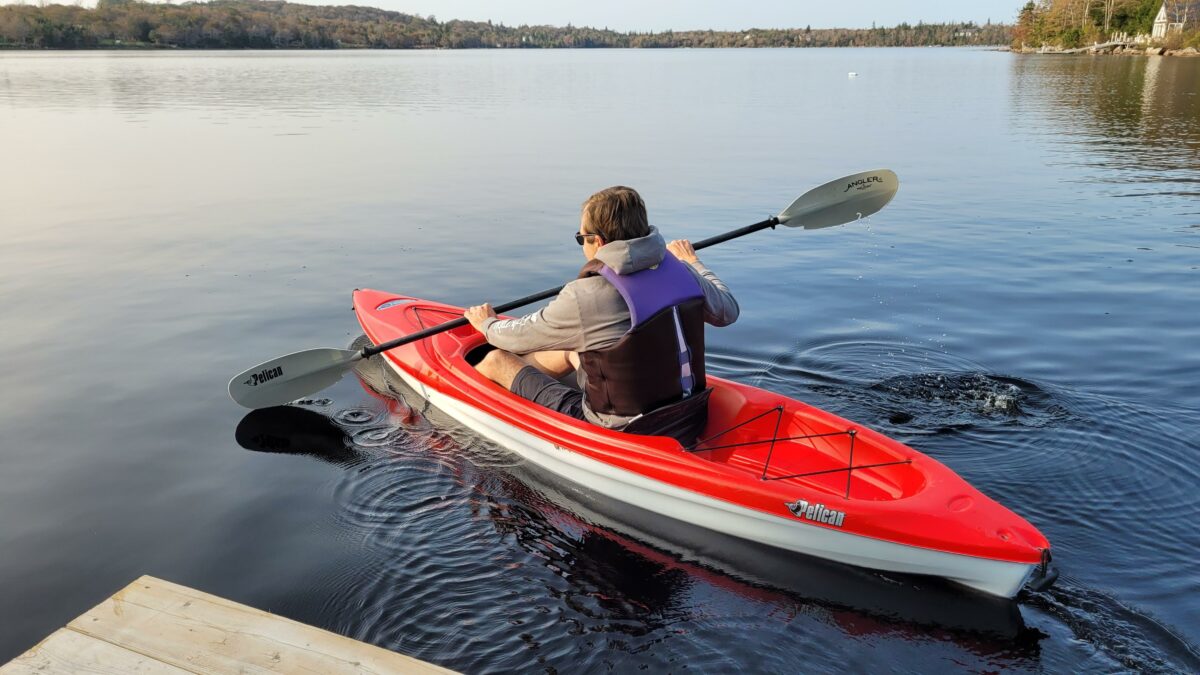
[871, 372, 1026, 415]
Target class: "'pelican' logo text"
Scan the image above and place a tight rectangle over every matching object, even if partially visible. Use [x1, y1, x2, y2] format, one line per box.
[786, 499, 846, 527]
[245, 366, 283, 387]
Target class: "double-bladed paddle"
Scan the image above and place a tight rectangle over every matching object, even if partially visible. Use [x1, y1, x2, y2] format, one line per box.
[229, 169, 899, 409]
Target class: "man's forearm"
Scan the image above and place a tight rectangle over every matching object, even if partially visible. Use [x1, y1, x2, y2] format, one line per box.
[689, 260, 740, 327]
[483, 291, 585, 354]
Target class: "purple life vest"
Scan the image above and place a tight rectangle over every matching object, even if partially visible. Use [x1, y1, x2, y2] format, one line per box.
[596, 254, 703, 328]
[578, 254, 707, 417]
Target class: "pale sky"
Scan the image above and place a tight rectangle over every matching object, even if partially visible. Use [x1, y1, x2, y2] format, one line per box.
[337, 1, 1024, 31]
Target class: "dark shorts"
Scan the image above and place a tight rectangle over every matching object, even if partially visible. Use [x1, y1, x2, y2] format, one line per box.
[511, 366, 586, 421]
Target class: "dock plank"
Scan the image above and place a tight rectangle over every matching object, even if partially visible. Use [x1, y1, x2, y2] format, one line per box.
[0, 628, 189, 674]
[55, 575, 453, 675]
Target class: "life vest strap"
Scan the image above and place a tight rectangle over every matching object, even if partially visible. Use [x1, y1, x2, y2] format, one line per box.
[672, 306, 694, 398]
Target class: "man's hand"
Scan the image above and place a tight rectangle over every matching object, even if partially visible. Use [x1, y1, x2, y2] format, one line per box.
[464, 303, 497, 333]
[667, 239, 699, 264]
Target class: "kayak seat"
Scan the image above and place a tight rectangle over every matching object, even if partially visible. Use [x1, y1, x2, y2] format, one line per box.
[622, 388, 712, 447]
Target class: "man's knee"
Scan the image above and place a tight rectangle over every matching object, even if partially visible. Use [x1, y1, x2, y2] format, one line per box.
[476, 348, 507, 378]
[476, 349, 528, 389]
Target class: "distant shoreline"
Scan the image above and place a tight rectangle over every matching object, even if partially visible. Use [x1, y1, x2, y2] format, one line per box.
[0, 44, 1013, 51]
[0, 0, 1011, 51]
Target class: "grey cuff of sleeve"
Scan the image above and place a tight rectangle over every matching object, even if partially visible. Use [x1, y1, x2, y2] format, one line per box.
[480, 317, 498, 336]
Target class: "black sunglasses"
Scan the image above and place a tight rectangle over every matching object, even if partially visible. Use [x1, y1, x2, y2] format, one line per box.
[574, 232, 599, 245]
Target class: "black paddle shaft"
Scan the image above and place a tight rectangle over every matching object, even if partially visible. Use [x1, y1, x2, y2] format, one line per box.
[361, 287, 560, 358]
[360, 216, 779, 359]
[692, 216, 778, 250]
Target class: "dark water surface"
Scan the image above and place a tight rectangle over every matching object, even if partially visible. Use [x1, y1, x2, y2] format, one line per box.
[1, 49, 1198, 672]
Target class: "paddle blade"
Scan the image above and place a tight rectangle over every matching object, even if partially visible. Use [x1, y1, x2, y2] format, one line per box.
[228, 348, 362, 409]
[777, 169, 899, 230]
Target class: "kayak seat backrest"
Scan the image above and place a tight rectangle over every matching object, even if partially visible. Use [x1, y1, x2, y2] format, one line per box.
[622, 387, 711, 447]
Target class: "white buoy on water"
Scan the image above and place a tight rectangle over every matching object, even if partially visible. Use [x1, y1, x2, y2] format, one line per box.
[848, 72, 858, 78]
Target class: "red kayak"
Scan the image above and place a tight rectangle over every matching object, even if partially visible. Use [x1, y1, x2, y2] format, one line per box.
[353, 289, 1054, 598]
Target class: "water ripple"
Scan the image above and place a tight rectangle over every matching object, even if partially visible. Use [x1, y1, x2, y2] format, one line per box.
[1026, 576, 1200, 673]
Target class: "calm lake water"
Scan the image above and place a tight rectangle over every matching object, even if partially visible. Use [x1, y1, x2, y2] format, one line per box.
[1, 48, 1198, 672]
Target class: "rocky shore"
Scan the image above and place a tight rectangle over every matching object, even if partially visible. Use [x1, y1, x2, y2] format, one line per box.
[1011, 44, 1200, 57]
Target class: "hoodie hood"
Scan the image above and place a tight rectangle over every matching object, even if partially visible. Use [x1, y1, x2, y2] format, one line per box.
[593, 226, 667, 275]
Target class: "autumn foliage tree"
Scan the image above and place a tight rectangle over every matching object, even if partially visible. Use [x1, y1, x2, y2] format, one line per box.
[1010, 0, 1198, 48]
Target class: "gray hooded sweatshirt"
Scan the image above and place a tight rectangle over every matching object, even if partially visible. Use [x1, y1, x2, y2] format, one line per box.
[479, 226, 739, 427]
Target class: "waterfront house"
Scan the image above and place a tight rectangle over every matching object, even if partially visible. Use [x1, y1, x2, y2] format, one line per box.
[1153, 1, 1200, 38]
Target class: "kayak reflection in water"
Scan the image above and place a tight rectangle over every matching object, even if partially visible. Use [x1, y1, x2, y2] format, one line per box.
[463, 186, 739, 443]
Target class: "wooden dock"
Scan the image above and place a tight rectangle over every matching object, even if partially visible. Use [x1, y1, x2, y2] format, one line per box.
[1, 575, 454, 674]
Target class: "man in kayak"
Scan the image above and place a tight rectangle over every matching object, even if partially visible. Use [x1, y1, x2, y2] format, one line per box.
[463, 186, 738, 439]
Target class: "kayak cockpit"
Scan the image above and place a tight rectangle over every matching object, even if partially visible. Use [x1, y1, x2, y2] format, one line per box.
[444, 313, 924, 502]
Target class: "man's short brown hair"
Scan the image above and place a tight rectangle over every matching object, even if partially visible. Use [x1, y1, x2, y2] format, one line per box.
[582, 186, 650, 242]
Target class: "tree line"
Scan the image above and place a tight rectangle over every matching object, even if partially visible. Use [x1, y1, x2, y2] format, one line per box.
[1013, 0, 1200, 48]
[0, 0, 1013, 50]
